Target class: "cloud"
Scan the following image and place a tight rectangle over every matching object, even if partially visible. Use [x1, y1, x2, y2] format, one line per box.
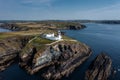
[88, 3, 120, 12]
[22, 0, 55, 7]
[75, 2, 120, 20]
[23, 0, 51, 3]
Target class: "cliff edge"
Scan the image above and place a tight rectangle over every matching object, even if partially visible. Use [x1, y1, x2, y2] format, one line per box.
[19, 37, 92, 80]
[0, 36, 32, 71]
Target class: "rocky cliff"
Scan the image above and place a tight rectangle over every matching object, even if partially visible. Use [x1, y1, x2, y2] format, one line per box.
[0, 23, 28, 31]
[85, 53, 112, 80]
[0, 36, 32, 71]
[66, 24, 86, 30]
[19, 39, 92, 80]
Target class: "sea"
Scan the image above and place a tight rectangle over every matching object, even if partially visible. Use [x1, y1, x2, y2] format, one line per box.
[0, 23, 120, 80]
[0, 28, 11, 32]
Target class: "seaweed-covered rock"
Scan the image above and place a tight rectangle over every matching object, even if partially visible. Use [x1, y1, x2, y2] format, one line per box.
[85, 53, 112, 80]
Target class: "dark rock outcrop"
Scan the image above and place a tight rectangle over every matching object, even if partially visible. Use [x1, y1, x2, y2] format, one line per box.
[0, 36, 32, 71]
[0, 23, 28, 31]
[66, 24, 86, 30]
[85, 53, 112, 80]
[19, 40, 92, 80]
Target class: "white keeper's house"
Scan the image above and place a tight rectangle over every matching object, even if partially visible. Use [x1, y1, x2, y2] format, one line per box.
[43, 31, 62, 40]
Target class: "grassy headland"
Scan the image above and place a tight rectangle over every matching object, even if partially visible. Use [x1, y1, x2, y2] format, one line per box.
[0, 21, 86, 40]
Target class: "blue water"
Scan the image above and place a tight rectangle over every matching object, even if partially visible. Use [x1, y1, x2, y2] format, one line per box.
[63, 23, 120, 80]
[0, 23, 120, 80]
[0, 28, 11, 32]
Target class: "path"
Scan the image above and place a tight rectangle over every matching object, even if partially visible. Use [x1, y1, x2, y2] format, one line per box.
[46, 39, 77, 46]
[28, 36, 37, 43]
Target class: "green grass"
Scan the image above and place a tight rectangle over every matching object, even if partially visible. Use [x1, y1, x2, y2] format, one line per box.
[31, 37, 54, 44]
[62, 35, 74, 40]
[20, 36, 55, 56]
[0, 33, 13, 39]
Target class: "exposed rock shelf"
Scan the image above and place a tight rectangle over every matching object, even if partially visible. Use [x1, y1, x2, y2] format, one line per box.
[0, 36, 32, 71]
[85, 53, 112, 80]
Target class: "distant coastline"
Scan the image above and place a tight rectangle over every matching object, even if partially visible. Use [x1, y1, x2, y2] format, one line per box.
[75, 20, 120, 24]
[0, 20, 120, 24]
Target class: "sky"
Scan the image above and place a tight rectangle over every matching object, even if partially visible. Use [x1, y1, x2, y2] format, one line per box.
[0, 0, 120, 20]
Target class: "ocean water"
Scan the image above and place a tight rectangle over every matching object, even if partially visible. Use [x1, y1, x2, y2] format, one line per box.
[63, 23, 120, 80]
[0, 23, 120, 80]
[0, 28, 11, 32]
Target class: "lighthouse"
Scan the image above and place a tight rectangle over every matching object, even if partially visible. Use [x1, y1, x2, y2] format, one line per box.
[58, 30, 62, 40]
[43, 30, 62, 40]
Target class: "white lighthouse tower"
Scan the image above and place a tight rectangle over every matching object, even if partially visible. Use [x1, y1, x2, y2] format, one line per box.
[58, 30, 62, 40]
